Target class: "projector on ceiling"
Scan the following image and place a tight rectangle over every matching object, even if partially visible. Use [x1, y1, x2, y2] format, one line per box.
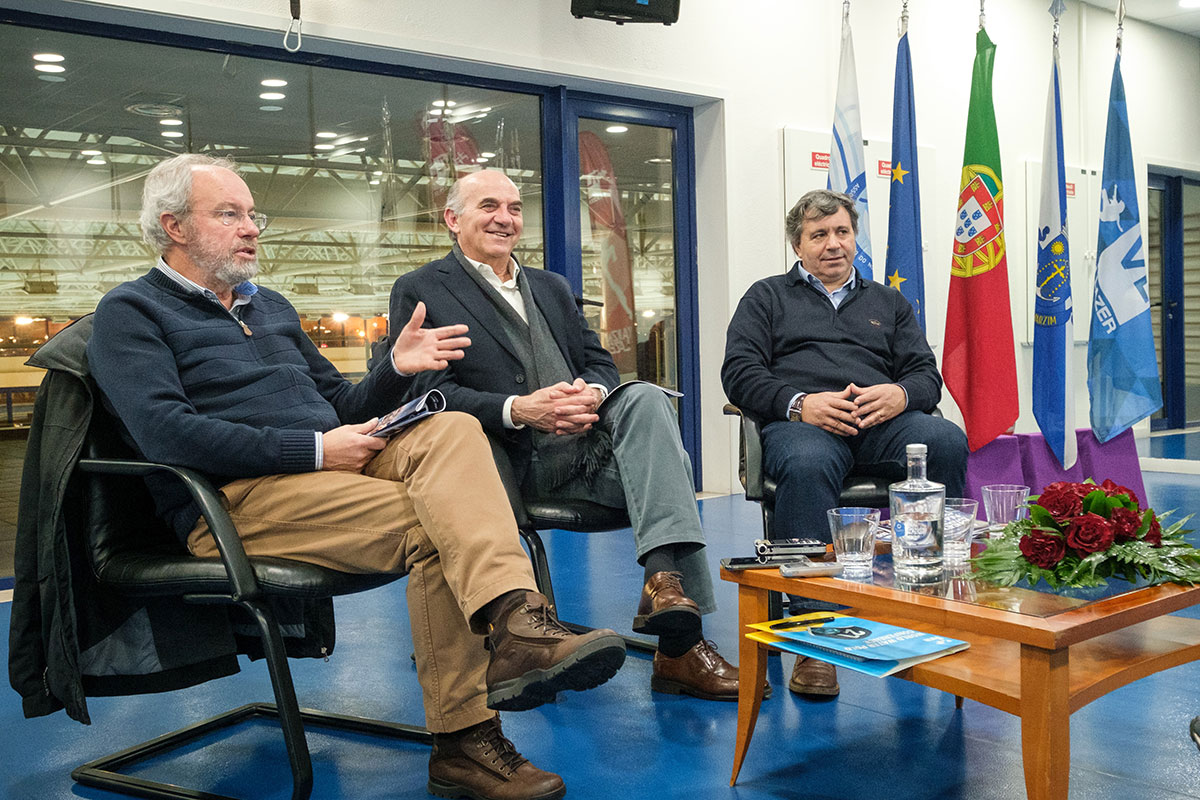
[571, 0, 680, 25]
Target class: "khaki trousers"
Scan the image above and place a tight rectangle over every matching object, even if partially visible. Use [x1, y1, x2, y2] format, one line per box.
[187, 412, 535, 733]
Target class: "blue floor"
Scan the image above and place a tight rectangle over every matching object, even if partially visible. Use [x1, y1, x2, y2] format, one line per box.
[4, 477, 1200, 799]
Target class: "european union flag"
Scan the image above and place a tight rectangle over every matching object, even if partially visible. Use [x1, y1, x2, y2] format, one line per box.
[885, 31, 924, 330]
[1088, 53, 1162, 442]
[1033, 43, 1076, 468]
[828, 11, 873, 280]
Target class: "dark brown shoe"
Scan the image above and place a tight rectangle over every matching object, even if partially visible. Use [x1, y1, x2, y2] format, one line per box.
[633, 571, 701, 635]
[651, 639, 771, 701]
[428, 716, 565, 800]
[788, 656, 839, 696]
[486, 591, 626, 712]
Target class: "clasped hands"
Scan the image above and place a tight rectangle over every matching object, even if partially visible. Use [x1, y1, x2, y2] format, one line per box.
[511, 378, 603, 435]
[798, 383, 906, 436]
[324, 301, 470, 472]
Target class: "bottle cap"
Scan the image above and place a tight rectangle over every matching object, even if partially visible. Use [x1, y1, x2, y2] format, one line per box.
[906, 443, 927, 456]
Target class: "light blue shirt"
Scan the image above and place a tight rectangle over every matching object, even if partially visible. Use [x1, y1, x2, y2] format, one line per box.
[795, 261, 855, 309]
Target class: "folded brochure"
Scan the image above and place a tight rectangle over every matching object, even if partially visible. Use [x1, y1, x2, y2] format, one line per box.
[370, 389, 446, 438]
[746, 613, 969, 678]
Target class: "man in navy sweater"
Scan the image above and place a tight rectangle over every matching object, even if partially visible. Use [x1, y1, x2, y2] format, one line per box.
[721, 189, 968, 698]
[88, 153, 625, 800]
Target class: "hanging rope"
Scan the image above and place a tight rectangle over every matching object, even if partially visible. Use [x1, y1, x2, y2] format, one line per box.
[979, 0, 986, 30]
[283, 0, 302, 53]
[898, 0, 909, 37]
[1115, 0, 1125, 54]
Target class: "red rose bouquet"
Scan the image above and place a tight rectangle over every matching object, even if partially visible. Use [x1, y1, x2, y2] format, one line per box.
[972, 479, 1200, 589]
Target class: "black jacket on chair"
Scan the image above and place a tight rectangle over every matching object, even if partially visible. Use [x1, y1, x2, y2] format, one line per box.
[8, 315, 334, 724]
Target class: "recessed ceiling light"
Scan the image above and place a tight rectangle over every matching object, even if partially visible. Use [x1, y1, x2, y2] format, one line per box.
[259, 92, 285, 100]
[642, 310, 656, 318]
[476, 157, 490, 163]
[432, 100, 446, 107]
[314, 144, 335, 150]
[429, 109, 444, 116]
[159, 119, 183, 126]
[645, 157, 671, 165]
[373, 170, 383, 176]
[261, 78, 288, 87]
[259, 105, 283, 112]
[38, 75, 66, 83]
[480, 151, 497, 158]
[34, 64, 65, 73]
[161, 131, 184, 138]
[33, 53, 65, 62]
[81, 149, 101, 156]
[86, 158, 106, 165]
[369, 179, 380, 185]
[315, 131, 338, 138]
[606, 125, 629, 134]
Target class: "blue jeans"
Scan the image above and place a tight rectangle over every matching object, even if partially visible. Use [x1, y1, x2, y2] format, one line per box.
[762, 411, 967, 611]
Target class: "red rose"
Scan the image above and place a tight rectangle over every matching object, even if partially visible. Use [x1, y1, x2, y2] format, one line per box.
[1039, 482, 1084, 521]
[1109, 507, 1142, 542]
[1099, 478, 1140, 508]
[1144, 513, 1163, 547]
[1065, 513, 1116, 554]
[1019, 529, 1067, 568]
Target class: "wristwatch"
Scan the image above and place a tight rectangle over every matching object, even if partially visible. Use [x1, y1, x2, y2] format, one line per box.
[787, 393, 807, 422]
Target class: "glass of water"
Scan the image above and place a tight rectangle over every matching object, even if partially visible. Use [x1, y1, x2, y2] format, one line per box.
[942, 497, 979, 565]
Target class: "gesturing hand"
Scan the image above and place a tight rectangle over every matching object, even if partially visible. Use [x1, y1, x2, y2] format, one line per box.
[390, 301, 471, 374]
[321, 419, 386, 472]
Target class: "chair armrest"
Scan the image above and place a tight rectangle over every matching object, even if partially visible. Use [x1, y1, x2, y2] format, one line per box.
[723, 404, 764, 501]
[76, 458, 263, 602]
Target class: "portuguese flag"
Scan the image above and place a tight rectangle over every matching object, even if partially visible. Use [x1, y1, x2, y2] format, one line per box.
[942, 28, 1019, 451]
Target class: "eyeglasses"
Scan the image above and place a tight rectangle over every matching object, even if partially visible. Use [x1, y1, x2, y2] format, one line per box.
[191, 209, 270, 231]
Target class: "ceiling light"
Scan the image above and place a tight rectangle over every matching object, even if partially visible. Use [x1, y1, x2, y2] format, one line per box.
[369, 179, 380, 185]
[316, 131, 338, 138]
[259, 92, 286, 100]
[259, 105, 283, 112]
[38, 75, 66, 83]
[86, 158, 106, 165]
[429, 109, 444, 116]
[606, 125, 629, 134]
[480, 151, 497, 158]
[34, 64, 66, 73]
[373, 170, 383, 176]
[645, 157, 671, 165]
[476, 157, 490, 163]
[32, 53, 64, 62]
[161, 131, 184, 138]
[80, 149, 101, 156]
[261, 78, 288, 87]
[159, 119, 183, 126]
[432, 100, 446, 107]
[642, 310, 656, 318]
[314, 143, 335, 150]
[332, 312, 349, 323]
[15, 316, 34, 325]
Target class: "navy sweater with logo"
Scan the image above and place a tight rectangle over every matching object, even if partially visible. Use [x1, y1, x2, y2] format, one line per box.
[88, 268, 410, 538]
[721, 266, 942, 423]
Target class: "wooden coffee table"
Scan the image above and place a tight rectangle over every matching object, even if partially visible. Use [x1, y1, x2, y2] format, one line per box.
[723, 558, 1200, 799]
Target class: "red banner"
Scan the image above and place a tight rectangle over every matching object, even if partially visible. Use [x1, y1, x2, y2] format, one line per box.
[422, 117, 481, 212]
[578, 131, 638, 376]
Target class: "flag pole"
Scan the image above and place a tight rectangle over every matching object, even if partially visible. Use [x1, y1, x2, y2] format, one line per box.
[898, 0, 908, 37]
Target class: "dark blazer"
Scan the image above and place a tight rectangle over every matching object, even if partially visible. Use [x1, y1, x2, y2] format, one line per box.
[389, 249, 619, 478]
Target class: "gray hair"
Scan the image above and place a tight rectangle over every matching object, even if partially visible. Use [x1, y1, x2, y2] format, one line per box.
[785, 189, 858, 249]
[140, 153, 239, 254]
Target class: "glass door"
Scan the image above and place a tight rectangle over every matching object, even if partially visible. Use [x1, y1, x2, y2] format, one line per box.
[545, 96, 700, 481]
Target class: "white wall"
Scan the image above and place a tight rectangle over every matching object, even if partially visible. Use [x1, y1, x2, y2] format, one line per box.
[38, 0, 1200, 492]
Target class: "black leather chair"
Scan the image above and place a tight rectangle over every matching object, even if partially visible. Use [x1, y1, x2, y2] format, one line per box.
[486, 438, 656, 655]
[723, 404, 892, 618]
[68, 407, 431, 800]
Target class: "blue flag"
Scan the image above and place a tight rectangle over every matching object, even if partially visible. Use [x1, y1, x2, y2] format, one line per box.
[885, 31, 924, 329]
[828, 12, 873, 280]
[1088, 54, 1162, 442]
[1033, 45, 1076, 468]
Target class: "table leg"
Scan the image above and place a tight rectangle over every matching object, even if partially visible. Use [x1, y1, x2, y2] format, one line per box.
[1019, 644, 1070, 800]
[731, 583, 769, 786]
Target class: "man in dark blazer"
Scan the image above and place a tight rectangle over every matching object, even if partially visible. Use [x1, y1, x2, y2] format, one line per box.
[390, 169, 743, 701]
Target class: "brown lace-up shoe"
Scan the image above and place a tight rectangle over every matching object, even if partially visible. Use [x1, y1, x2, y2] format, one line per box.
[428, 716, 565, 800]
[651, 639, 771, 701]
[789, 656, 839, 696]
[486, 591, 626, 712]
[633, 571, 702, 635]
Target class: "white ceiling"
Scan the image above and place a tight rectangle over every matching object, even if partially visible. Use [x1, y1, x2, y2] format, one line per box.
[1086, 0, 1200, 37]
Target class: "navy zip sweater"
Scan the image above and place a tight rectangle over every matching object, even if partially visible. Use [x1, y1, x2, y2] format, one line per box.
[88, 268, 411, 539]
[721, 266, 942, 423]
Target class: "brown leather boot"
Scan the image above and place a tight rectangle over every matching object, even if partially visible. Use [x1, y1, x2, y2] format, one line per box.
[428, 716, 565, 800]
[789, 656, 839, 696]
[486, 591, 626, 711]
[633, 571, 702, 635]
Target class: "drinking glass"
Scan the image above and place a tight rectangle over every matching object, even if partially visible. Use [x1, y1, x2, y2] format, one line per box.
[981, 484, 1030, 537]
[942, 497, 979, 564]
[827, 507, 879, 578]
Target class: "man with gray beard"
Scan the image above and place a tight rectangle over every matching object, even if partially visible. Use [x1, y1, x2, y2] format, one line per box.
[87, 153, 626, 800]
